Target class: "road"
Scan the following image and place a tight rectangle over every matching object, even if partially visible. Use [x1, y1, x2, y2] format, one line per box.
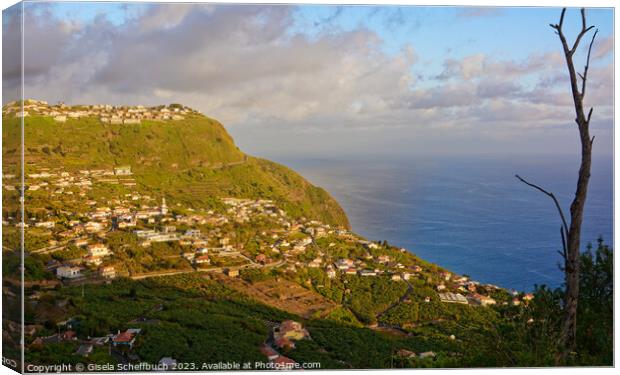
[129, 258, 285, 280]
[29, 235, 90, 254]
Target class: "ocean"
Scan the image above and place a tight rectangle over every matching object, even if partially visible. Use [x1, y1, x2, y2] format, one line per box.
[271, 154, 613, 291]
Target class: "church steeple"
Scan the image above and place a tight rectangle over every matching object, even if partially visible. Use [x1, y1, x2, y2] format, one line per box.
[161, 197, 168, 215]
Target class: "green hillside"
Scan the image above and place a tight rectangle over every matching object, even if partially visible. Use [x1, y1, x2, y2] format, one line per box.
[2, 111, 350, 228]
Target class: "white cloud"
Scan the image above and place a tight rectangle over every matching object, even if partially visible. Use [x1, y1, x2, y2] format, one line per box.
[3, 3, 614, 157]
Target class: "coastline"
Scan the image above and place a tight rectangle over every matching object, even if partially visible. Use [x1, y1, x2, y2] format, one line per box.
[270, 155, 613, 292]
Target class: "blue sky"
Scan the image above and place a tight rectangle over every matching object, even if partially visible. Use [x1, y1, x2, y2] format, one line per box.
[42, 3, 614, 60]
[30, 3, 615, 67]
[5, 2, 615, 157]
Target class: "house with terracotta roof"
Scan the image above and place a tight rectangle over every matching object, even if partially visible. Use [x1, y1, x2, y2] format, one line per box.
[112, 328, 141, 350]
[273, 320, 309, 345]
[345, 268, 357, 275]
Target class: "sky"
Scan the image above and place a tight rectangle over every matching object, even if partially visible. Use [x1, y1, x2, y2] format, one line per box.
[2, 1, 615, 159]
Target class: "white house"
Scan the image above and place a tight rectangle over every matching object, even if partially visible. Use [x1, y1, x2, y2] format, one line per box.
[326, 267, 337, 279]
[56, 266, 82, 279]
[99, 266, 116, 279]
[335, 259, 354, 270]
[194, 255, 210, 264]
[359, 269, 377, 277]
[34, 221, 55, 229]
[114, 166, 132, 176]
[88, 244, 111, 257]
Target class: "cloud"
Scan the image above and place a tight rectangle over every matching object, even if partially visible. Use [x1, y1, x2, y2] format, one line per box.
[3, 3, 614, 157]
[436, 52, 564, 81]
[476, 79, 521, 98]
[593, 35, 613, 59]
[3, 4, 77, 83]
[14, 3, 421, 128]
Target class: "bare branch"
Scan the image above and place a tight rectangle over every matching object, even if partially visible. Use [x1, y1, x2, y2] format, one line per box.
[581, 29, 599, 98]
[572, 26, 595, 54]
[551, 8, 572, 58]
[570, 9, 595, 55]
[587, 107, 593, 123]
[515, 174, 570, 236]
[548, 9, 566, 32]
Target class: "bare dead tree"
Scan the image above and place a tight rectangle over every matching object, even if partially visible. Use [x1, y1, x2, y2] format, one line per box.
[515, 8, 597, 359]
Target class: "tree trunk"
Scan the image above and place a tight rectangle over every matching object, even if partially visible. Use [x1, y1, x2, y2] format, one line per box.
[518, 8, 597, 360]
[564, 125, 591, 353]
[552, 8, 597, 357]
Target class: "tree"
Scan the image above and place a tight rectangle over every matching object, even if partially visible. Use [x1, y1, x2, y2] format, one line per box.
[515, 8, 597, 359]
[576, 238, 613, 364]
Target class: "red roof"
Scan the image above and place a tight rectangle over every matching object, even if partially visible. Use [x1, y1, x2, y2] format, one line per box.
[113, 331, 135, 343]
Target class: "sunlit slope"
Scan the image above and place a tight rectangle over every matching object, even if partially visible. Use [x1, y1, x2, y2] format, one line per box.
[2, 113, 350, 229]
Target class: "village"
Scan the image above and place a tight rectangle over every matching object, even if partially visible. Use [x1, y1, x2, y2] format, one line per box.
[6, 164, 532, 300]
[3, 162, 535, 304]
[3, 99, 194, 124]
[3, 162, 534, 367]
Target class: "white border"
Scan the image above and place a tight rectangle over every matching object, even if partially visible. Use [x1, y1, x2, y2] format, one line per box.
[0, 1, 616, 375]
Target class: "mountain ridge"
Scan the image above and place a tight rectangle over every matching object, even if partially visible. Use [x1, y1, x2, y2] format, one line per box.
[1, 100, 350, 229]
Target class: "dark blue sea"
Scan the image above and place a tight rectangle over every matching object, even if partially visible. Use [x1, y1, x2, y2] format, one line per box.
[271, 154, 613, 291]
